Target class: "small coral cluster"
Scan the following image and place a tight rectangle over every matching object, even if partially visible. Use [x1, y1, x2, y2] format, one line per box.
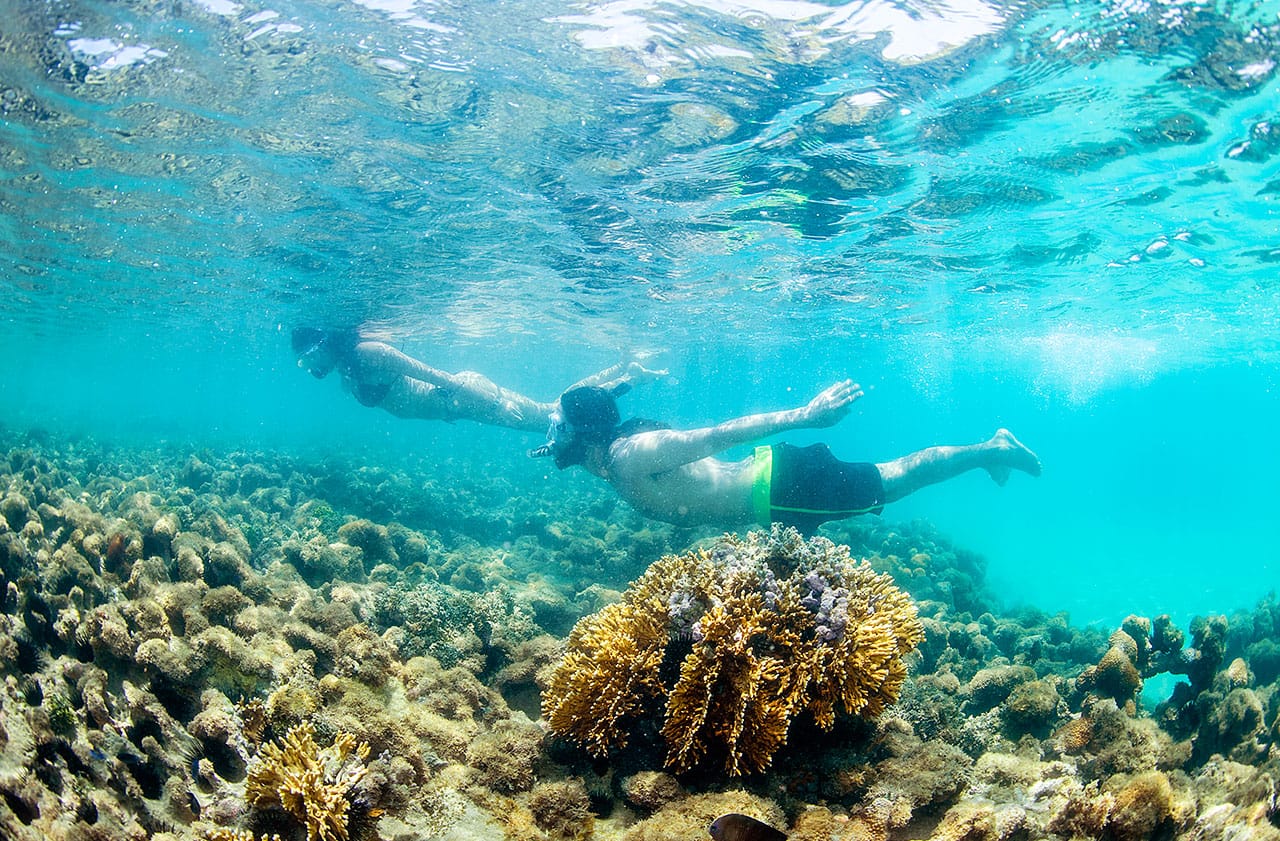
[543, 525, 923, 775]
[235, 723, 370, 841]
[1075, 613, 1215, 707]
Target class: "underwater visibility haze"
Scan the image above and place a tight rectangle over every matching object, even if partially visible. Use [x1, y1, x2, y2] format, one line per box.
[2, 0, 1280, 838]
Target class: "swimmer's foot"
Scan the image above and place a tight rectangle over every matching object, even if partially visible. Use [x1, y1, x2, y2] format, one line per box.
[984, 428, 1042, 486]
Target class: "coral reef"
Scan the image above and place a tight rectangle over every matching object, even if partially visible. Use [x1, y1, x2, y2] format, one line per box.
[2, 427, 1280, 841]
[0, 430, 681, 841]
[543, 526, 923, 775]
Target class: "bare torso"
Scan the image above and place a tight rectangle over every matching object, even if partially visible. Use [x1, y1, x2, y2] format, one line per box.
[345, 359, 550, 431]
[594, 443, 758, 527]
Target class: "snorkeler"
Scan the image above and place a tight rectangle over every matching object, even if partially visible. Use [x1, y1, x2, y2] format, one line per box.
[533, 380, 1041, 530]
[291, 326, 664, 433]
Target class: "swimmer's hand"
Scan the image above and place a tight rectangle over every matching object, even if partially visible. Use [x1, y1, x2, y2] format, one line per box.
[803, 380, 862, 428]
[626, 360, 668, 383]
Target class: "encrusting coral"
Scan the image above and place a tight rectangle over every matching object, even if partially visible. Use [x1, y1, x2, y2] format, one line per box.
[542, 525, 922, 775]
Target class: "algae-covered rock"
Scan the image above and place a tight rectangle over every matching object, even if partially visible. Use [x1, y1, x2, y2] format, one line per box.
[867, 739, 971, 817]
[1001, 677, 1064, 737]
[1077, 643, 1143, 704]
[337, 518, 399, 566]
[204, 541, 252, 588]
[621, 790, 785, 841]
[930, 801, 1001, 841]
[466, 715, 544, 793]
[1047, 780, 1114, 839]
[622, 770, 686, 811]
[527, 778, 594, 840]
[281, 535, 364, 587]
[332, 623, 398, 687]
[1106, 770, 1191, 841]
[966, 665, 1037, 713]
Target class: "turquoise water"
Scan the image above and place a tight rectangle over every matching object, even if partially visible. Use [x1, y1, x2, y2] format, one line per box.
[2, 0, 1278, 630]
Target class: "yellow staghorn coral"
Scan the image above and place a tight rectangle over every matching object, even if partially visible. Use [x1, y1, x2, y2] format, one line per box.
[543, 526, 922, 776]
[544, 548, 716, 756]
[543, 599, 671, 756]
[660, 591, 808, 773]
[240, 721, 371, 841]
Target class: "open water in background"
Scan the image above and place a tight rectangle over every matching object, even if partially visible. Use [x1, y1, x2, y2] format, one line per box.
[1, 0, 1278, 630]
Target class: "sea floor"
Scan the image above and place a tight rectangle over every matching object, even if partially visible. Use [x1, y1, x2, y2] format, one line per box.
[0, 426, 1277, 841]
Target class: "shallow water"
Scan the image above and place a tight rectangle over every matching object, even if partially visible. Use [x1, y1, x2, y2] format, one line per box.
[2, 0, 1280, 837]
[4, 0, 1278, 627]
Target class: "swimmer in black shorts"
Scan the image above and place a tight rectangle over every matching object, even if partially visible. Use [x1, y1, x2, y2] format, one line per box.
[533, 380, 1041, 530]
[292, 326, 664, 432]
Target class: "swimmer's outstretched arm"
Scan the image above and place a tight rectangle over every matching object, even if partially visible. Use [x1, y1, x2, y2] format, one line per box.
[610, 380, 861, 476]
[564, 360, 668, 393]
[487, 360, 670, 426]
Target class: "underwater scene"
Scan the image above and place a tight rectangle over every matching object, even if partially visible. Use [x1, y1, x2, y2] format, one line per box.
[3, 0, 1280, 838]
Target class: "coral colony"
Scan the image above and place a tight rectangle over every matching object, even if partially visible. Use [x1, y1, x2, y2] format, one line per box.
[0, 431, 1278, 841]
[543, 527, 923, 776]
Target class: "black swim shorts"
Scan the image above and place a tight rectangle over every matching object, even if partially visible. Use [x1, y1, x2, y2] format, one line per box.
[752, 442, 885, 531]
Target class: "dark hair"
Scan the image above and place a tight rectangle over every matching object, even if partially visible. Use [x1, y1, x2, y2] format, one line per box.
[560, 386, 621, 432]
[291, 326, 327, 355]
[553, 387, 670, 470]
[291, 326, 357, 379]
[552, 387, 614, 469]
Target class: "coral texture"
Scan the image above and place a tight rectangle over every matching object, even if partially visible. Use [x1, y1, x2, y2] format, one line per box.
[240, 722, 371, 841]
[543, 525, 922, 775]
[4, 429, 1280, 841]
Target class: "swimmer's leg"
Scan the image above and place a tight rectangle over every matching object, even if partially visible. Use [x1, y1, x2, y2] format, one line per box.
[876, 429, 1041, 503]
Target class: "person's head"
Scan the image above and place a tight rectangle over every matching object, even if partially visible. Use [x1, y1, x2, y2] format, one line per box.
[532, 384, 670, 469]
[546, 386, 621, 469]
[291, 326, 344, 378]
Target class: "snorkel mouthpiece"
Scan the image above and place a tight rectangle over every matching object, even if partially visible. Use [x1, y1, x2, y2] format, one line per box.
[541, 385, 623, 469]
[294, 329, 332, 378]
[529, 410, 569, 460]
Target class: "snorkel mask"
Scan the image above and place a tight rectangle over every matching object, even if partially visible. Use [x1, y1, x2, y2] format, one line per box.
[528, 409, 572, 460]
[292, 327, 334, 378]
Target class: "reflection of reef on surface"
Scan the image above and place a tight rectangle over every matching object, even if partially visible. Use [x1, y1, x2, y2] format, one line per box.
[0, 427, 1278, 841]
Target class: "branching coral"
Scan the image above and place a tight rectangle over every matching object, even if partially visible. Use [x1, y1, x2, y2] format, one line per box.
[239, 722, 371, 841]
[543, 526, 922, 776]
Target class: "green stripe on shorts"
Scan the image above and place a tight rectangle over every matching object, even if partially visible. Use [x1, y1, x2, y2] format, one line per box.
[752, 445, 773, 527]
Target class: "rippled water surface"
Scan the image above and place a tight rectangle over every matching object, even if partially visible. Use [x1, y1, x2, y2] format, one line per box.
[2, 0, 1278, 624]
